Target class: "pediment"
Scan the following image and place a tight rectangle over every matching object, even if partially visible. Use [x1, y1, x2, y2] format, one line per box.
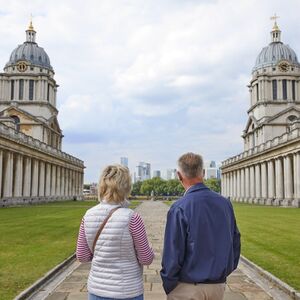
[244, 116, 258, 134]
[265, 107, 300, 125]
[48, 116, 61, 133]
[0, 106, 41, 124]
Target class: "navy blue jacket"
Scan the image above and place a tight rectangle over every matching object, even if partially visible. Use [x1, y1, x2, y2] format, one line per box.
[160, 183, 241, 294]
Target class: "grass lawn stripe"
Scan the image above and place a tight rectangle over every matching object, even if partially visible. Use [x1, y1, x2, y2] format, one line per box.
[0, 200, 140, 300]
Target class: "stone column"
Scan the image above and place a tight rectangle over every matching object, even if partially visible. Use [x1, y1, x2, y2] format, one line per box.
[221, 174, 225, 196]
[232, 171, 236, 200]
[267, 160, 275, 204]
[65, 169, 69, 197]
[39, 161, 45, 197]
[230, 172, 233, 199]
[61, 168, 65, 198]
[14, 154, 23, 197]
[249, 165, 255, 203]
[240, 168, 245, 202]
[31, 159, 39, 197]
[293, 152, 300, 207]
[45, 163, 51, 196]
[275, 157, 284, 205]
[261, 162, 268, 204]
[51, 165, 57, 196]
[236, 169, 241, 201]
[245, 167, 250, 201]
[283, 155, 293, 206]
[56, 166, 61, 197]
[3, 152, 14, 197]
[255, 164, 261, 204]
[23, 157, 32, 197]
[0, 150, 3, 197]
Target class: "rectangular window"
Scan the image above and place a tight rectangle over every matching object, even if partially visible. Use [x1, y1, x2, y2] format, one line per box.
[19, 79, 24, 100]
[47, 84, 50, 102]
[256, 84, 259, 102]
[292, 80, 296, 101]
[29, 80, 34, 100]
[272, 80, 277, 100]
[282, 79, 287, 100]
[10, 80, 14, 100]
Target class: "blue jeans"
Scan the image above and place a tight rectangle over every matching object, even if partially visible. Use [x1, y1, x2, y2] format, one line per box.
[88, 293, 143, 300]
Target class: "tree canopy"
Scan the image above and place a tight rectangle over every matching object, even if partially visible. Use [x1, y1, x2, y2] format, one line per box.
[131, 177, 221, 196]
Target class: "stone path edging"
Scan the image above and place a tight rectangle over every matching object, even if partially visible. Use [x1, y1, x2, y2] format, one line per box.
[240, 256, 300, 300]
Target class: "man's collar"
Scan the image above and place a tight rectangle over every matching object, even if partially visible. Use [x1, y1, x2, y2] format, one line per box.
[184, 182, 208, 196]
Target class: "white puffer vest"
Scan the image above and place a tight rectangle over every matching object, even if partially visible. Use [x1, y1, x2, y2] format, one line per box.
[84, 202, 143, 299]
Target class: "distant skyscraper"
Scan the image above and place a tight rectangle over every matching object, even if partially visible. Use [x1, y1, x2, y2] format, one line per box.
[135, 162, 151, 181]
[166, 169, 177, 180]
[204, 161, 220, 180]
[153, 170, 161, 178]
[209, 160, 216, 168]
[120, 157, 128, 167]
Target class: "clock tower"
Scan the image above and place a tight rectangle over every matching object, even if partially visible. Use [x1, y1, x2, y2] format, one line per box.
[0, 21, 63, 149]
[243, 17, 300, 150]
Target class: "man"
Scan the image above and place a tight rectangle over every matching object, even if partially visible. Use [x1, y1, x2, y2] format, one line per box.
[161, 152, 241, 300]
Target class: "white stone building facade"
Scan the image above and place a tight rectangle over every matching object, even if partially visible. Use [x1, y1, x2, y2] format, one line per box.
[0, 22, 84, 206]
[221, 20, 300, 208]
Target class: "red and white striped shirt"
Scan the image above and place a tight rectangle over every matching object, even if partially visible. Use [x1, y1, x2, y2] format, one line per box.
[76, 212, 154, 265]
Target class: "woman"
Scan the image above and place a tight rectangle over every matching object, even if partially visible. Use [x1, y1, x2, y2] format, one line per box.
[76, 164, 154, 300]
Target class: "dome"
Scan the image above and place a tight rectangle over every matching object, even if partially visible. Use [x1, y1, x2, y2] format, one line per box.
[6, 42, 53, 70]
[5, 22, 53, 70]
[253, 41, 300, 71]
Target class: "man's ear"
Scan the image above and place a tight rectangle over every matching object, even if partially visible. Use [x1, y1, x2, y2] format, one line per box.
[177, 171, 183, 182]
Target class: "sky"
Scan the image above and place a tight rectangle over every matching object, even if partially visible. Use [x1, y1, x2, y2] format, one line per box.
[1, 0, 300, 182]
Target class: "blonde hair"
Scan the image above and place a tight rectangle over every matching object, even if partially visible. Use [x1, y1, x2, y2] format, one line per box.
[98, 164, 131, 203]
[178, 152, 204, 179]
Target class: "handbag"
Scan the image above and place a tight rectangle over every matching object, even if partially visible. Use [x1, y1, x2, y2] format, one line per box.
[92, 206, 120, 253]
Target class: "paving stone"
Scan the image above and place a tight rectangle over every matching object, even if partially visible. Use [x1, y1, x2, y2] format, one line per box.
[224, 291, 247, 300]
[66, 292, 89, 300]
[145, 274, 163, 283]
[55, 282, 86, 292]
[64, 275, 88, 283]
[45, 292, 69, 300]
[144, 291, 166, 300]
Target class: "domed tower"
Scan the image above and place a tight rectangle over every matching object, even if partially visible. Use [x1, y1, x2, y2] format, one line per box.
[243, 16, 300, 151]
[0, 20, 63, 149]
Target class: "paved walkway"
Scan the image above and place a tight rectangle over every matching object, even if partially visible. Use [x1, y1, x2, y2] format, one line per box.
[45, 201, 276, 300]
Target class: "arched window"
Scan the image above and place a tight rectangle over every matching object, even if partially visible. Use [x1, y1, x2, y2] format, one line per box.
[272, 80, 277, 100]
[29, 80, 34, 100]
[10, 80, 14, 100]
[19, 79, 24, 100]
[282, 79, 287, 100]
[292, 80, 296, 100]
[10, 115, 20, 131]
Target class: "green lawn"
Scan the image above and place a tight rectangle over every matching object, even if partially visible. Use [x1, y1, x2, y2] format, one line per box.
[0, 200, 141, 300]
[233, 203, 300, 291]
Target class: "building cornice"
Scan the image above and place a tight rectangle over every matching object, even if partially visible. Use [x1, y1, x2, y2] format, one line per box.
[0, 122, 84, 168]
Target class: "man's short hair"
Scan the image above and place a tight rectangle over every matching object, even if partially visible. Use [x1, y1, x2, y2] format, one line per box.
[178, 152, 203, 179]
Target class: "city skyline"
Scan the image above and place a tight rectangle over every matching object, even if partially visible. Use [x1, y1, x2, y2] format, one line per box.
[1, 1, 300, 182]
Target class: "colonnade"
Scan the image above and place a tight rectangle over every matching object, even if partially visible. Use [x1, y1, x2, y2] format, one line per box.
[221, 152, 300, 207]
[0, 148, 83, 201]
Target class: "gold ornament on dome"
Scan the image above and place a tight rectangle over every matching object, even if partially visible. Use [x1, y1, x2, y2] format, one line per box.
[17, 61, 28, 72]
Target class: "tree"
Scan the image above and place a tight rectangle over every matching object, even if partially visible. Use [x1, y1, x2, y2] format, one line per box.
[131, 181, 142, 195]
[204, 178, 221, 193]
